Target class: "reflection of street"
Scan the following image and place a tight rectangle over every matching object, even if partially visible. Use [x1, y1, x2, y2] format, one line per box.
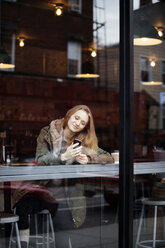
[59, 192, 119, 248]
[43, 182, 118, 248]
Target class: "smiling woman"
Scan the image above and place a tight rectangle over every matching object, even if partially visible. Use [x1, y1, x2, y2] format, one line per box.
[36, 104, 114, 165]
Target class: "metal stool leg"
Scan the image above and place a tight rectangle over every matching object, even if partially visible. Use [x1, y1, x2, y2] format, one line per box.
[46, 213, 49, 248]
[49, 214, 55, 248]
[8, 221, 21, 248]
[153, 205, 157, 248]
[136, 205, 144, 248]
[69, 237, 72, 248]
[9, 222, 15, 248]
[43, 214, 46, 248]
[163, 207, 165, 240]
[34, 213, 40, 248]
[15, 222, 21, 248]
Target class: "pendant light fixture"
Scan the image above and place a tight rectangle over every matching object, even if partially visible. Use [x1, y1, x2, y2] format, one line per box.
[0, 0, 15, 69]
[134, 19, 163, 46]
[155, 26, 164, 38]
[18, 37, 25, 47]
[49, 1, 64, 16]
[91, 49, 97, 58]
[76, 61, 100, 79]
[141, 81, 162, 86]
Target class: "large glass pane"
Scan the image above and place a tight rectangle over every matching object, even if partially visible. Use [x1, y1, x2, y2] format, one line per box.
[133, 0, 165, 247]
[0, 0, 120, 248]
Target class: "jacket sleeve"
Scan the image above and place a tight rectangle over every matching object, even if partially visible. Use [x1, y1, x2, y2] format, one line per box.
[35, 127, 63, 165]
[87, 147, 115, 164]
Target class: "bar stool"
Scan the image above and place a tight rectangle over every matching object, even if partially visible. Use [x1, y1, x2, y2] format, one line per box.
[0, 212, 21, 248]
[136, 198, 165, 248]
[30, 209, 56, 248]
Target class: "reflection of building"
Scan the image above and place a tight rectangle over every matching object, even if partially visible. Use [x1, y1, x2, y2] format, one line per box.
[98, 1, 165, 156]
[0, 0, 120, 158]
[1, 0, 93, 77]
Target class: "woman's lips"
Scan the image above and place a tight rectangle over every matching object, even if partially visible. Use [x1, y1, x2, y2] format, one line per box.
[72, 124, 79, 130]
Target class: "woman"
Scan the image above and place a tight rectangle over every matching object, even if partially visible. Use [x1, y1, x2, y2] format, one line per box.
[13, 105, 114, 248]
[36, 104, 114, 165]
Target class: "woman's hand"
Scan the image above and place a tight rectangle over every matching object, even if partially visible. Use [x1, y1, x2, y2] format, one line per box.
[76, 153, 88, 165]
[61, 143, 82, 161]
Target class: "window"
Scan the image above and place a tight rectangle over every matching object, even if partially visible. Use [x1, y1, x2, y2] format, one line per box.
[140, 56, 152, 82]
[163, 104, 165, 129]
[67, 41, 81, 77]
[68, 0, 82, 13]
[161, 60, 165, 85]
[160, 92, 165, 130]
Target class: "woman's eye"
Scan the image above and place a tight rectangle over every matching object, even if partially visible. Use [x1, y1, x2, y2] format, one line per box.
[75, 116, 79, 120]
[81, 122, 86, 126]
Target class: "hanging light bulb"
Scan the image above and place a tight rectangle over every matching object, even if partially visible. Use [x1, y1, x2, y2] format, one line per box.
[49, 1, 64, 16]
[150, 60, 156, 67]
[91, 49, 97, 58]
[19, 37, 25, 47]
[55, 5, 63, 16]
[155, 27, 164, 38]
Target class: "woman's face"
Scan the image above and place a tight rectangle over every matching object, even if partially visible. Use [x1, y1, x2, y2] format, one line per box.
[67, 110, 89, 133]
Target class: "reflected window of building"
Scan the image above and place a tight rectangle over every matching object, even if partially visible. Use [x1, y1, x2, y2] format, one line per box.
[154, 137, 165, 151]
[68, 0, 82, 13]
[161, 60, 165, 85]
[0, 34, 15, 72]
[140, 56, 152, 82]
[67, 41, 81, 77]
[163, 103, 165, 129]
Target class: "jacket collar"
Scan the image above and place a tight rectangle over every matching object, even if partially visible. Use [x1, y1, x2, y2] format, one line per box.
[50, 118, 64, 155]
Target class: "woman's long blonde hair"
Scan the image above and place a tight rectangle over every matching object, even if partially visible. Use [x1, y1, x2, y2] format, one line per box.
[63, 105, 98, 151]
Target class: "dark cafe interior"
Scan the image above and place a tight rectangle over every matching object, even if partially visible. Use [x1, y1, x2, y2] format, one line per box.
[0, 0, 165, 248]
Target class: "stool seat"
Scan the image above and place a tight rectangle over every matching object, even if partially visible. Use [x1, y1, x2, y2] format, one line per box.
[0, 212, 21, 248]
[0, 212, 19, 224]
[142, 198, 165, 206]
[136, 198, 165, 248]
[37, 209, 50, 214]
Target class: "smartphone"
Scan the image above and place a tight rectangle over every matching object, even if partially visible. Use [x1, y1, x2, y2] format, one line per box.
[73, 139, 82, 149]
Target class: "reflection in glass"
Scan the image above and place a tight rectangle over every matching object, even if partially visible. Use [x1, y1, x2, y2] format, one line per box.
[133, 1, 165, 247]
[0, 0, 120, 247]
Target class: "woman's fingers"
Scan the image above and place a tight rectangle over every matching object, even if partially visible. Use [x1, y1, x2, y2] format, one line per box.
[72, 143, 80, 149]
[76, 154, 88, 164]
[64, 145, 82, 159]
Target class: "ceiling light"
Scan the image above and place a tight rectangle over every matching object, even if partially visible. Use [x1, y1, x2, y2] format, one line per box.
[150, 60, 156, 67]
[134, 19, 162, 46]
[91, 49, 97, 58]
[141, 81, 162, 86]
[155, 27, 164, 38]
[49, 1, 64, 16]
[76, 61, 100, 79]
[18, 37, 25, 47]
[76, 73, 100, 78]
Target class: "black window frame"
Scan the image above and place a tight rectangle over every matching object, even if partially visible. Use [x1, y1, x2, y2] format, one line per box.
[119, 1, 134, 248]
